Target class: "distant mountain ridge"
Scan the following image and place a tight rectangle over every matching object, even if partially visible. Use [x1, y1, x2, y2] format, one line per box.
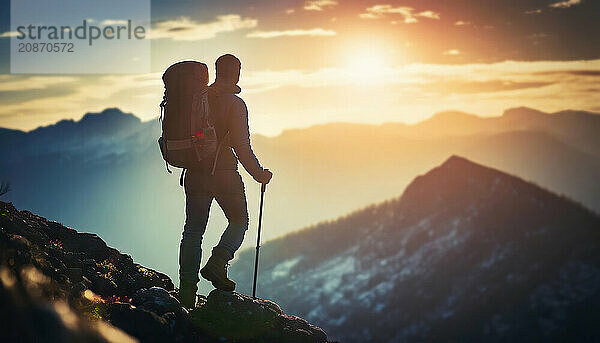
[4, 105, 599, 158]
[230, 156, 600, 342]
[5, 105, 599, 142]
[1, 108, 148, 159]
[1, 106, 599, 286]
[275, 106, 600, 157]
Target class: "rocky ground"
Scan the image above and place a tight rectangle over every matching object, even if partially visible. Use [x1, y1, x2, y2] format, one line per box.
[0, 200, 328, 343]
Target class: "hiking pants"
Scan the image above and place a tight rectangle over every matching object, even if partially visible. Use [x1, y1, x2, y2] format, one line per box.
[179, 169, 249, 283]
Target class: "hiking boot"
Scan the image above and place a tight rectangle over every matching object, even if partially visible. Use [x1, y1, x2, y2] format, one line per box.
[200, 247, 236, 292]
[178, 281, 198, 308]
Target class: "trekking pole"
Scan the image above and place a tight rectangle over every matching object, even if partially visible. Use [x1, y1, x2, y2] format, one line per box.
[252, 183, 266, 299]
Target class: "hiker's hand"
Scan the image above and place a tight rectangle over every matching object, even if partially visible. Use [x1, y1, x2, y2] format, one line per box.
[258, 169, 273, 184]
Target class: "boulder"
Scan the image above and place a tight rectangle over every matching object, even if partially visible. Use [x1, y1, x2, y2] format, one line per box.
[132, 286, 182, 315]
[191, 290, 327, 343]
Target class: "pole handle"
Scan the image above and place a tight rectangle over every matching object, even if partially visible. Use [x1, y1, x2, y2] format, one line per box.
[261, 183, 266, 193]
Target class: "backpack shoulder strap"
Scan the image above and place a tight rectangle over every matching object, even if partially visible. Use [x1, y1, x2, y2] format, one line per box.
[210, 96, 236, 175]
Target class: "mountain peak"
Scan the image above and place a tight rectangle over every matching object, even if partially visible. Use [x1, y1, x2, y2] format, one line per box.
[430, 110, 479, 121]
[502, 106, 547, 118]
[420, 155, 502, 183]
[400, 155, 565, 219]
[26, 107, 143, 141]
[418, 110, 482, 127]
[439, 154, 473, 168]
[79, 107, 141, 125]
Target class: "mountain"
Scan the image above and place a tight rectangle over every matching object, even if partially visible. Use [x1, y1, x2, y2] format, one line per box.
[0, 200, 329, 343]
[392, 107, 600, 158]
[273, 107, 600, 158]
[1, 108, 145, 159]
[230, 156, 600, 342]
[1, 107, 599, 288]
[253, 126, 600, 239]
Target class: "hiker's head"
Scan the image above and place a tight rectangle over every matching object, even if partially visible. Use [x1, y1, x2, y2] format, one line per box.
[215, 54, 241, 85]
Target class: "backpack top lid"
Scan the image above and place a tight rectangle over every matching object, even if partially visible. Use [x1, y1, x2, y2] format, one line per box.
[162, 60, 209, 88]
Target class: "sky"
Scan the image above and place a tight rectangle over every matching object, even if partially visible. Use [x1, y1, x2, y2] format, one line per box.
[0, 0, 599, 134]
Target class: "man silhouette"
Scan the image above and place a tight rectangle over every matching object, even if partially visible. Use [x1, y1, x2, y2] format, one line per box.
[178, 54, 272, 307]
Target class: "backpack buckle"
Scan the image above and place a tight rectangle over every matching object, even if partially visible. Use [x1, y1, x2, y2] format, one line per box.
[191, 133, 205, 143]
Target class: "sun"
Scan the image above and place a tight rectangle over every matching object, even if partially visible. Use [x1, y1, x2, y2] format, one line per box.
[345, 50, 388, 83]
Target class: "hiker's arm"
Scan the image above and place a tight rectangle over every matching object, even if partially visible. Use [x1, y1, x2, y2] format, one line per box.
[229, 98, 267, 181]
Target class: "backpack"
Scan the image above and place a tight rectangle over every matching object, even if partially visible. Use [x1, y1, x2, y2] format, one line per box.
[158, 61, 224, 181]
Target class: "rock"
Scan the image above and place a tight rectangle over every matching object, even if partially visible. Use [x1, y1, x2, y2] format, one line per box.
[67, 267, 83, 281]
[108, 302, 172, 342]
[132, 286, 182, 315]
[191, 290, 282, 339]
[277, 314, 328, 343]
[191, 290, 328, 343]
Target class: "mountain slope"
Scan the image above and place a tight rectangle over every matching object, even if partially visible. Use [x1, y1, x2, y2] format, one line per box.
[0, 201, 328, 343]
[230, 156, 600, 342]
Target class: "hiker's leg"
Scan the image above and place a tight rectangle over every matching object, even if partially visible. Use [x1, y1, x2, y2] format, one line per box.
[212, 170, 249, 259]
[179, 171, 213, 285]
[200, 170, 247, 291]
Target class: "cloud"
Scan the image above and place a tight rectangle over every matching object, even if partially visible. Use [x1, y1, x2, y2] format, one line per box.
[525, 9, 542, 14]
[454, 21, 470, 26]
[425, 81, 555, 94]
[360, 5, 412, 20]
[2, 60, 600, 134]
[304, 0, 338, 11]
[359, 5, 441, 23]
[150, 15, 257, 41]
[222, 60, 600, 134]
[100, 19, 128, 26]
[417, 11, 440, 19]
[0, 76, 77, 92]
[535, 70, 600, 77]
[549, 0, 581, 8]
[443, 49, 461, 56]
[0, 31, 19, 38]
[247, 28, 336, 38]
[238, 60, 600, 93]
[0, 73, 163, 129]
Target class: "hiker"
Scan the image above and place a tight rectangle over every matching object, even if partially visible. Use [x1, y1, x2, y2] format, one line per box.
[178, 54, 272, 307]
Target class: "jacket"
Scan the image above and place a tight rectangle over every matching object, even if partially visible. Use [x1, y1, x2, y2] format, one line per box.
[206, 81, 265, 181]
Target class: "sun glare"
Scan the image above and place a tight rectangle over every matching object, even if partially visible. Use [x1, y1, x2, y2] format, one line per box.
[345, 50, 388, 83]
